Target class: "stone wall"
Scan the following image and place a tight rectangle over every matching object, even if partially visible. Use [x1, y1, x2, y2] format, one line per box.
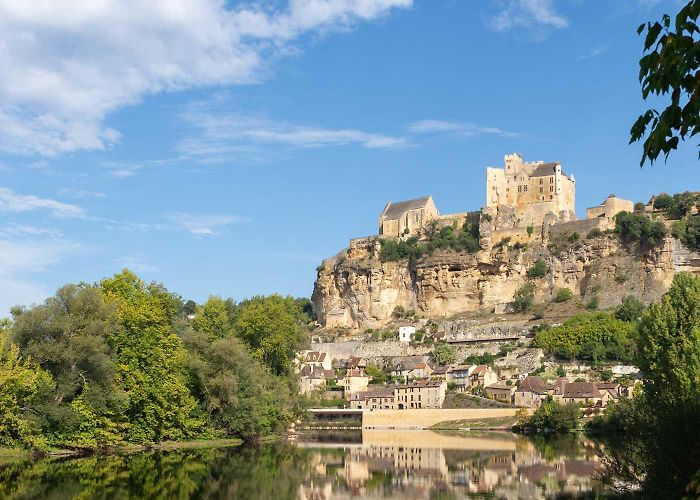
[363, 408, 521, 429]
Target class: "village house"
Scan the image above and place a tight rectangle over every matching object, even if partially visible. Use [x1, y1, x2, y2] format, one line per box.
[394, 380, 447, 409]
[470, 365, 499, 388]
[557, 382, 609, 407]
[302, 351, 333, 371]
[485, 383, 516, 404]
[398, 325, 416, 342]
[347, 357, 367, 371]
[514, 376, 552, 408]
[430, 365, 450, 381]
[342, 369, 369, 399]
[446, 364, 474, 390]
[390, 356, 431, 380]
[299, 365, 336, 395]
[486, 153, 576, 226]
[350, 386, 395, 410]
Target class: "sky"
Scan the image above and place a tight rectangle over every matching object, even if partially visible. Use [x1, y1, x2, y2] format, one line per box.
[0, 0, 698, 314]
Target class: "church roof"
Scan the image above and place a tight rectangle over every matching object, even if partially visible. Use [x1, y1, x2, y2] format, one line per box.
[382, 196, 432, 220]
[531, 163, 559, 177]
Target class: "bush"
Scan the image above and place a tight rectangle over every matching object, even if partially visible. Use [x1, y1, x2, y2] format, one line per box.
[431, 343, 457, 365]
[464, 352, 495, 365]
[653, 193, 674, 210]
[673, 215, 700, 252]
[556, 366, 567, 377]
[586, 296, 599, 310]
[615, 211, 667, 249]
[634, 202, 646, 213]
[391, 305, 406, 319]
[512, 282, 536, 313]
[555, 288, 573, 302]
[587, 228, 604, 239]
[520, 398, 580, 433]
[615, 295, 645, 322]
[527, 259, 550, 278]
[533, 312, 637, 362]
[532, 304, 545, 320]
[527, 225, 534, 236]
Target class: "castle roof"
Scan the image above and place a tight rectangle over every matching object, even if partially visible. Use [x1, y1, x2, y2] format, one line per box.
[382, 196, 433, 220]
[531, 163, 559, 177]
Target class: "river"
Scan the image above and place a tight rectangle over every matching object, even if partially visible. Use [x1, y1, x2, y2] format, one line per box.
[0, 430, 608, 499]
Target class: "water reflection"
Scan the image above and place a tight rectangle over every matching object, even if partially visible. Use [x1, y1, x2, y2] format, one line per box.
[0, 431, 605, 499]
[298, 430, 604, 499]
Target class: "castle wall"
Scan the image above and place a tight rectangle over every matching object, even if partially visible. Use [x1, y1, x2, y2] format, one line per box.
[547, 218, 607, 240]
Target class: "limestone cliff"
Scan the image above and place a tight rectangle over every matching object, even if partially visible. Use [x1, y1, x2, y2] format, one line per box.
[312, 234, 700, 330]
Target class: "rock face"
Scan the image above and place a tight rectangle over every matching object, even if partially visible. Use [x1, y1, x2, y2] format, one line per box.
[311, 234, 700, 330]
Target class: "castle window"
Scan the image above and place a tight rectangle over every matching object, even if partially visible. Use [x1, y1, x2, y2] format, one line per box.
[550, 195, 553, 200]
[539, 178, 543, 185]
[550, 177, 554, 183]
[518, 186, 522, 193]
[550, 185, 554, 192]
[539, 187, 544, 193]
[524, 185, 528, 192]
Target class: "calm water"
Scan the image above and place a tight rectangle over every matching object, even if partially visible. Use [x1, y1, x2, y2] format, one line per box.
[0, 431, 607, 499]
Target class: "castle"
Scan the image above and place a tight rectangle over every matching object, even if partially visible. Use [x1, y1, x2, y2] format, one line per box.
[378, 153, 632, 238]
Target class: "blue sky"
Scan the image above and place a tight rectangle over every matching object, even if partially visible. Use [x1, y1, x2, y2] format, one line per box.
[0, 0, 697, 314]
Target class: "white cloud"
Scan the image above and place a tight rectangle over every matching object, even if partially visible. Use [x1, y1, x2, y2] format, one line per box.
[576, 47, 607, 60]
[116, 253, 160, 273]
[0, 186, 85, 217]
[408, 119, 521, 138]
[178, 105, 407, 161]
[0, 0, 412, 156]
[0, 224, 64, 239]
[59, 188, 107, 199]
[164, 212, 249, 236]
[489, 0, 568, 32]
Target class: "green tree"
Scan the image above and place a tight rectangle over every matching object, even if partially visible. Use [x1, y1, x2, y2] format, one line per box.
[430, 343, 457, 365]
[653, 192, 674, 210]
[100, 270, 207, 443]
[10, 284, 126, 447]
[234, 295, 307, 376]
[615, 295, 645, 322]
[631, 1, 700, 165]
[512, 282, 536, 313]
[522, 398, 580, 433]
[527, 259, 550, 278]
[0, 332, 53, 449]
[192, 296, 231, 340]
[615, 211, 667, 249]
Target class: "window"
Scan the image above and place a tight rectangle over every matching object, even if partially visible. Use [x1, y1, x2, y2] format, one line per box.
[550, 177, 554, 184]
[524, 185, 528, 192]
[539, 178, 543, 184]
[518, 186, 522, 193]
[550, 195, 553, 200]
[550, 185, 554, 192]
[539, 187, 544, 193]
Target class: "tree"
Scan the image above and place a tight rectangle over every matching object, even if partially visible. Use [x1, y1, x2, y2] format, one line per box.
[653, 192, 673, 210]
[0, 332, 53, 449]
[630, 1, 700, 165]
[430, 343, 457, 365]
[522, 398, 580, 433]
[234, 295, 307, 376]
[512, 282, 536, 313]
[99, 270, 207, 443]
[615, 211, 667, 249]
[10, 284, 126, 447]
[615, 295, 645, 322]
[526, 259, 550, 278]
[183, 330, 297, 442]
[183, 300, 197, 316]
[192, 296, 232, 340]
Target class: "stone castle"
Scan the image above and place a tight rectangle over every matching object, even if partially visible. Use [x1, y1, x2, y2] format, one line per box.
[378, 153, 633, 239]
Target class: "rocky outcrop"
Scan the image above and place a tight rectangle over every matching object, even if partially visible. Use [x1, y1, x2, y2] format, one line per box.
[312, 234, 700, 330]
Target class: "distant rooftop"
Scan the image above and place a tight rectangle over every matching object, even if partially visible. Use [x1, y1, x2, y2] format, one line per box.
[382, 196, 432, 220]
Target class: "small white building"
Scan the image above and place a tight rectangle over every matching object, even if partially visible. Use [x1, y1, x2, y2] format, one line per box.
[399, 326, 416, 342]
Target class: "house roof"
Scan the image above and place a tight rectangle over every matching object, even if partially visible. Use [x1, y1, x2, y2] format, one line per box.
[448, 364, 476, 374]
[431, 366, 449, 375]
[346, 369, 366, 378]
[305, 351, 326, 363]
[531, 162, 559, 177]
[486, 383, 513, 391]
[362, 386, 395, 399]
[472, 365, 490, 375]
[518, 376, 551, 395]
[300, 365, 334, 380]
[563, 382, 602, 398]
[396, 379, 444, 389]
[394, 358, 425, 371]
[381, 196, 432, 220]
[347, 357, 365, 369]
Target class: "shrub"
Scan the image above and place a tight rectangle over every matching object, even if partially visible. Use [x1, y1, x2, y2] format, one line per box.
[532, 304, 545, 320]
[634, 202, 646, 213]
[600, 369, 613, 382]
[556, 366, 567, 377]
[464, 352, 495, 365]
[587, 228, 604, 239]
[615, 211, 667, 249]
[653, 193, 674, 210]
[527, 225, 534, 236]
[568, 232, 580, 243]
[527, 259, 550, 278]
[481, 212, 492, 222]
[533, 312, 636, 362]
[521, 398, 580, 433]
[512, 282, 536, 313]
[555, 288, 573, 302]
[586, 296, 600, 310]
[392, 305, 406, 319]
[615, 295, 645, 322]
[431, 343, 457, 365]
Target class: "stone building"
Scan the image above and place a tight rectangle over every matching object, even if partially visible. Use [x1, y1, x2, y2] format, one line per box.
[486, 153, 576, 226]
[585, 194, 634, 226]
[394, 380, 446, 409]
[379, 195, 438, 238]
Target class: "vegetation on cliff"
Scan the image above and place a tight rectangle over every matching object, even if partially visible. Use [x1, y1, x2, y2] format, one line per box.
[380, 220, 480, 262]
[0, 270, 311, 451]
[614, 211, 667, 249]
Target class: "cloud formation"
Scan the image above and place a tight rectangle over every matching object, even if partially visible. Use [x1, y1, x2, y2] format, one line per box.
[489, 0, 568, 32]
[0, 0, 411, 156]
[408, 120, 521, 138]
[164, 212, 249, 236]
[0, 187, 84, 217]
[178, 106, 407, 161]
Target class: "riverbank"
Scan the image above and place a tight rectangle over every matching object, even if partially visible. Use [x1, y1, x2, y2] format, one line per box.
[0, 438, 245, 460]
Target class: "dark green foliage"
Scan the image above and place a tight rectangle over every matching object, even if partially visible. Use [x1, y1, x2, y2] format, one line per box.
[391, 305, 405, 319]
[630, 1, 700, 165]
[533, 312, 637, 362]
[365, 364, 390, 384]
[614, 295, 645, 322]
[634, 202, 647, 213]
[464, 352, 495, 366]
[653, 193, 674, 210]
[183, 299, 197, 316]
[585, 296, 599, 310]
[586, 228, 604, 239]
[556, 366, 566, 378]
[526, 225, 534, 236]
[526, 259, 550, 278]
[614, 211, 667, 249]
[379, 220, 480, 263]
[596, 274, 700, 497]
[430, 343, 457, 365]
[511, 282, 536, 313]
[555, 288, 572, 302]
[520, 398, 580, 433]
[672, 214, 700, 251]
